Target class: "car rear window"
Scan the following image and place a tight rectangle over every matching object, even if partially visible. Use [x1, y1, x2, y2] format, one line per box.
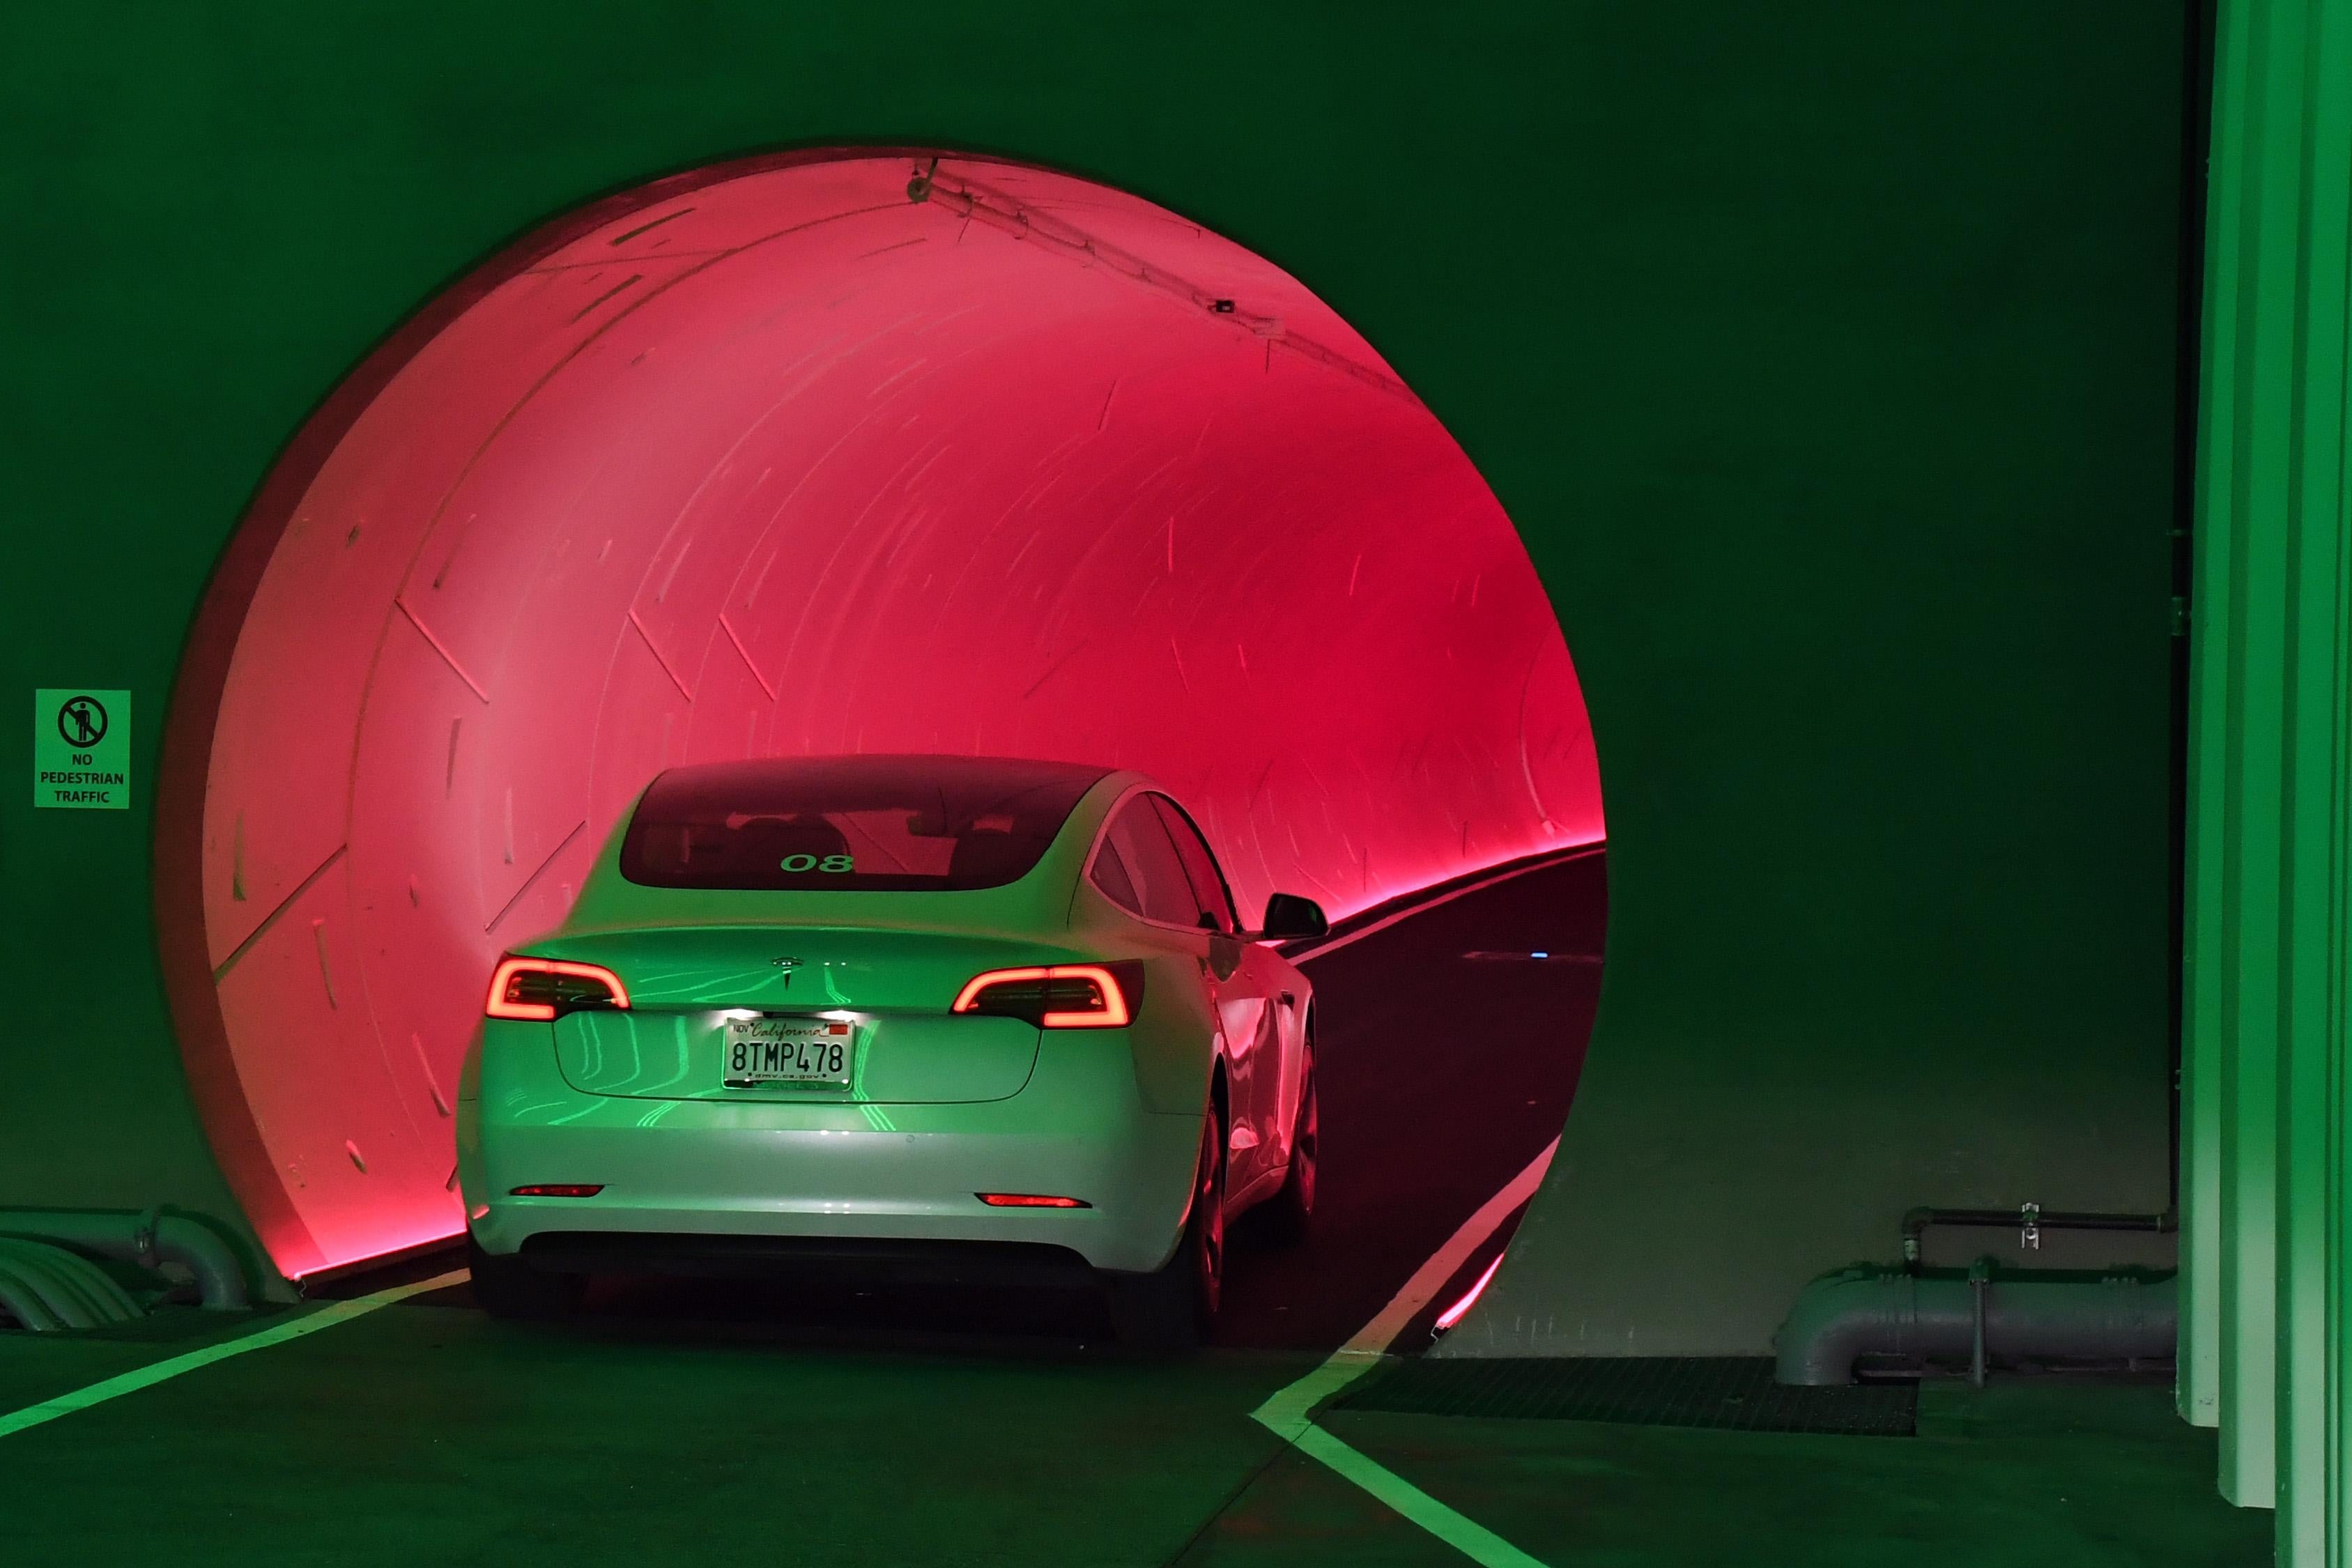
[619, 755, 1112, 891]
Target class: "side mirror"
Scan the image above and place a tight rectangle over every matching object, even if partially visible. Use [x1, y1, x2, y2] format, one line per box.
[1256, 892, 1328, 941]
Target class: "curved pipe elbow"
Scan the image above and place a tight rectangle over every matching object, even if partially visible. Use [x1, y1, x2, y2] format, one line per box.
[1774, 1268, 1920, 1385]
[148, 1214, 253, 1309]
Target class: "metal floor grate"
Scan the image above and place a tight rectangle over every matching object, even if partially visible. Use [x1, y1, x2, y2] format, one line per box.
[1338, 1356, 1918, 1437]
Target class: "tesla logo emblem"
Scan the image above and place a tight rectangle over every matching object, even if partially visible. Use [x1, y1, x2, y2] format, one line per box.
[772, 957, 800, 987]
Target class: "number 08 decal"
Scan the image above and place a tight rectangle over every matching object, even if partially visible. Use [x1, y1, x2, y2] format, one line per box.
[778, 853, 854, 873]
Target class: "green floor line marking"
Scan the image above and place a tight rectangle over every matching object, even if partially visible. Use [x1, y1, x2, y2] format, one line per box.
[1291, 1423, 1548, 1568]
[0, 1268, 468, 1440]
[1250, 1140, 1559, 1567]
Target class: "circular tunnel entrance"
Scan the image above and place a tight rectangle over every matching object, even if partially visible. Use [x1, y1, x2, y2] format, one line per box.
[159, 152, 1604, 1280]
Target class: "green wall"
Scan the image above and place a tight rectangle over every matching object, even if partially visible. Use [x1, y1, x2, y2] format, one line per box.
[0, 3, 2189, 1346]
[2179, 0, 2352, 1558]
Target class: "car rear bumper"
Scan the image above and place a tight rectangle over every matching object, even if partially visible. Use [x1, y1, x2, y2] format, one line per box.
[458, 1023, 1201, 1275]
[514, 1231, 1098, 1287]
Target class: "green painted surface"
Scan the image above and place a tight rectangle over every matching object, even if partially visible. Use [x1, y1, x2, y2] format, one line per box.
[1, 1290, 1315, 1566]
[0, 1296, 2273, 1567]
[2271, 10, 2349, 1562]
[2181, 0, 2352, 1556]
[2215, 0, 2296, 1507]
[0, 1306, 275, 1416]
[0, 1271, 456, 1440]
[1450, 3, 2192, 1355]
[0, 4, 2188, 1356]
[2180, 0, 2241, 1434]
[31, 690, 130, 810]
[1186, 1381, 2268, 1567]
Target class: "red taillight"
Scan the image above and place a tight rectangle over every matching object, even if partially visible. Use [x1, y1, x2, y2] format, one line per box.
[509, 1184, 605, 1197]
[951, 964, 1135, 1028]
[976, 1193, 1090, 1208]
[485, 956, 631, 1021]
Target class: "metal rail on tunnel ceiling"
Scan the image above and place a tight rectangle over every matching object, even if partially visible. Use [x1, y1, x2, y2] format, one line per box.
[907, 161, 1420, 406]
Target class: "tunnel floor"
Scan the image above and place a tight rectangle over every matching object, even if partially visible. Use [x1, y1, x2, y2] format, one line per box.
[1, 851, 2258, 1565]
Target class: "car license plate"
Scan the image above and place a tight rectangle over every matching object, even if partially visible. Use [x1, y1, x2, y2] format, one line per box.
[722, 1017, 854, 1088]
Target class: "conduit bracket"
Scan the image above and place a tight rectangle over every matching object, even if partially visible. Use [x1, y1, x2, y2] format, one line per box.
[1967, 1256, 1992, 1388]
[911, 163, 1419, 403]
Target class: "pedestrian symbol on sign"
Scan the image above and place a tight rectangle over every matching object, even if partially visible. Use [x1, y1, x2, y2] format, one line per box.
[59, 695, 109, 748]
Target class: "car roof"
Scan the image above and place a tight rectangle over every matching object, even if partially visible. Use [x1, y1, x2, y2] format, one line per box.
[636, 752, 1116, 799]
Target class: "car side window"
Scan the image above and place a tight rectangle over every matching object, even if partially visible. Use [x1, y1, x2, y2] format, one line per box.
[1089, 835, 1143, 914]
[1149, 794, 1237, 935]
[1098, 797, 1198, 928]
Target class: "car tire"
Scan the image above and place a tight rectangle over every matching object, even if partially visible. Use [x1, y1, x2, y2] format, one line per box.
[1110, 1112, 1224, 1351]
[1262, 1043, 1318, 1243]
[467, 1233, 583, 1321]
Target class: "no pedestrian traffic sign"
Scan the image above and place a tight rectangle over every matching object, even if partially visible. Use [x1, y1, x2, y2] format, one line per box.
[34, 689, 130, 810]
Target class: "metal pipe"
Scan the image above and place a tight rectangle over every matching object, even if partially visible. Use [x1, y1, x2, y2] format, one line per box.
[0, 1209, 251, 1310]
[0, 1238, 146, 1330]
[1774, 1266, 2175, 1386]
[1900, 1204, 2176, 1271]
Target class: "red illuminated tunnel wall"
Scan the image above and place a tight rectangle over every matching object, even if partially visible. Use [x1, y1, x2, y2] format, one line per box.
[160, 153, 1604, 1278]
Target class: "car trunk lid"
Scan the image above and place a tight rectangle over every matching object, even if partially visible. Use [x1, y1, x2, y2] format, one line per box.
[533, 924, 1054, 1105]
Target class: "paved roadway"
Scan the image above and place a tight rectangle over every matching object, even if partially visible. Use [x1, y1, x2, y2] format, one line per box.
[1222, 849, 1605, 1349]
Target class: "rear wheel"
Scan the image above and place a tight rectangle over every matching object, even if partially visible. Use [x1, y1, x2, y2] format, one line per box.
[1111, 1112, 1224, 1350]
[1263, 1041, 1318, 1243]
[467, 1233, 583, 1321]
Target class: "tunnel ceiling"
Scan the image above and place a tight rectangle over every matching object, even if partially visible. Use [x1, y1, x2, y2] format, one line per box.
[183, 153, 1604, 1276]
